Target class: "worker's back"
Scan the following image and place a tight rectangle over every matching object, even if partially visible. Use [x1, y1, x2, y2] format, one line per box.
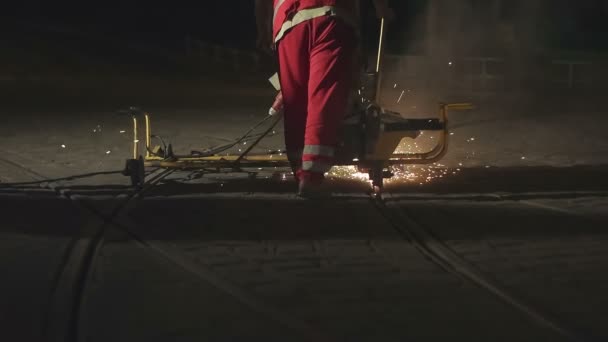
[273, 0, 360, 42]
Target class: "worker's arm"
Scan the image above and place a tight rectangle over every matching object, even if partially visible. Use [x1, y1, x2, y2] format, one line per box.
[371, 0, 395, 21]
[255, 0, 273, 53]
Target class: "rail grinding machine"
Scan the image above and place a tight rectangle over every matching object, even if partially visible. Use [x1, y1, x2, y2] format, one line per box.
[122, 19, 473, 193]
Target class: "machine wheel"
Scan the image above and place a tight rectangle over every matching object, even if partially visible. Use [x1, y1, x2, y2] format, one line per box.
[369, 166, 394, 197]
[123, 156, 145, 188]
[369, 166, 384, 196]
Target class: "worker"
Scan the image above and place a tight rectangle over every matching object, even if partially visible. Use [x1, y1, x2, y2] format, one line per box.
[255, 0, 393, 197]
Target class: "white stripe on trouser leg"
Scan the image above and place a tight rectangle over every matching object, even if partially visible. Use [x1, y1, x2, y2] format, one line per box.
[302, 161, 333, 173]
[303, 145, 335, 157]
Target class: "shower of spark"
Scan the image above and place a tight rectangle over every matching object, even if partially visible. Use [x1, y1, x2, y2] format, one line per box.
[328, 164, 460, 186]
[327, 135, 468, 186]
[327, 166, 370, 182]
[386, 165, 458, 185]
[397, 90, 405, 104]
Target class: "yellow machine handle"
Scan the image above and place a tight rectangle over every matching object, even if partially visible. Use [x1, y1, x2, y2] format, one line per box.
[389, 102, 474, 164]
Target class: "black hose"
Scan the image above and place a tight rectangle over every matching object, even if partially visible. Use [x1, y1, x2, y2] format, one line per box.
[191, 115, 280, 157]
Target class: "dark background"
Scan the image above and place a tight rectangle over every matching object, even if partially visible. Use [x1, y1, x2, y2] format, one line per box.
[1, 1, 414, 49]
[2, 1, 607, 51]
[0, 0, 607, 95]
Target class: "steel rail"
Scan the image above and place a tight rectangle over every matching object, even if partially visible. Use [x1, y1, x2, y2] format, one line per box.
[371, 191, 584, 342]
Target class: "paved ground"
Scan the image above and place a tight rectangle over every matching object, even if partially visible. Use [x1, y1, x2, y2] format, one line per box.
[1, 93, 607, 341]
[1, 164, 607, 341]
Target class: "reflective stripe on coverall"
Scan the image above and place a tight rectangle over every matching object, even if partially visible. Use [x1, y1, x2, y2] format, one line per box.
[273, 0, 356, 182]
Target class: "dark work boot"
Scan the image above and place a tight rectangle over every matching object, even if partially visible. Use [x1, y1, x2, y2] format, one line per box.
[297, 173, 330, 199]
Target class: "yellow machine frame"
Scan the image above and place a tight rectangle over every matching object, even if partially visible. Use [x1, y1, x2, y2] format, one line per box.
[129, 102, 472, 171]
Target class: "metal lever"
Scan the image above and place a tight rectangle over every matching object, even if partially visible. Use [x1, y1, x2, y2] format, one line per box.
[375, 18, 387, 104]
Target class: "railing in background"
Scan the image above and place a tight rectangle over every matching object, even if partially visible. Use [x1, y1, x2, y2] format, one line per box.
[378, 54, 600, 97]
[550, 60, 593, 89]
[461, 57, 506, 94]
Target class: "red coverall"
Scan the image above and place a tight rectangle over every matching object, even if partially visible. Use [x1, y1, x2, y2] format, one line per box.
[273, 0, 356, 183]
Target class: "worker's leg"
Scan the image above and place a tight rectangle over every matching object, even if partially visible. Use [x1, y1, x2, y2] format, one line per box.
[277, 23, 311, 179]
[301, 16, 356, 183]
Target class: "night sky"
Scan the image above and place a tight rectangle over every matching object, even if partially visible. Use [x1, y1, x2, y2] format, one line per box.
[2, 1, 608, 51]
[2, 1, 429, 50]
[3, 1, 258, 46]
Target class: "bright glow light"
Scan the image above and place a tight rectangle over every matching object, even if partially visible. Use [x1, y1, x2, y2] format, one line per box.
[397, 90, 405, 104]
[328, 164, 462, 186]
[327, 139, 466, 186]
[328, 166, 370, 182]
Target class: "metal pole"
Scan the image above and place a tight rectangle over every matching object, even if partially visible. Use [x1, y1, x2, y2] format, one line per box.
[132, 116, 138, 160]
[375, 18, 386, 103]
[145, 114, 151, 158]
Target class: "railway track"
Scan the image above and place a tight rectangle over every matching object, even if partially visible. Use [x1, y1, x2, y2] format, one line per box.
[110, 184, 594, 341]
[0, 155, 328, 341]
[372, 191, 587, 342]
[44, 167, 173, 342]
[0, 152, 174, 341]
[70, 184, 596, 341]
[0, 155, 601, 340]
